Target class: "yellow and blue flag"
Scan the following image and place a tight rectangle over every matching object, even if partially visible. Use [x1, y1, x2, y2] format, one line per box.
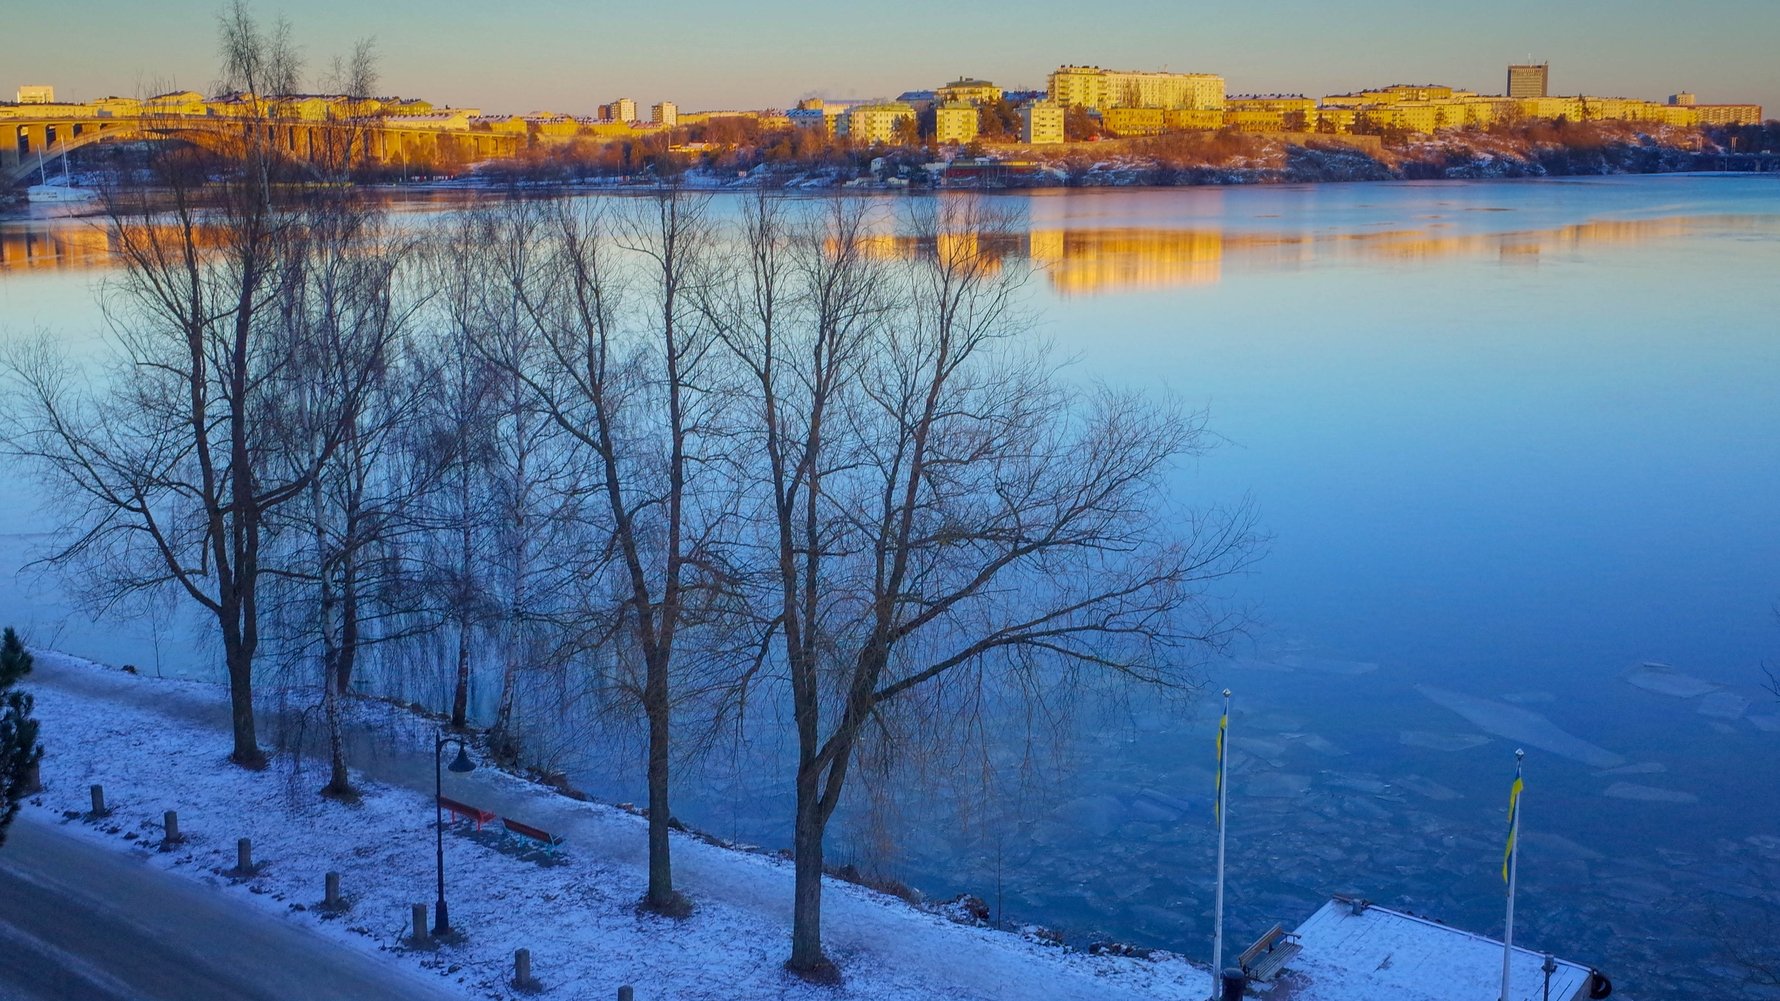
[1502, 755, 1524, 882]
[1214, 690, 1229, 822]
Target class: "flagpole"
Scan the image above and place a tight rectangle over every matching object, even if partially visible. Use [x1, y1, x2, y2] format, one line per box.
[1211, 688, 1231, 1001]
[1501, 748, 1525, 1001]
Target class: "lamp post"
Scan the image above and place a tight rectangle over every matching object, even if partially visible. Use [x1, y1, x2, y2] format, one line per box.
[434, 733, 476, 936]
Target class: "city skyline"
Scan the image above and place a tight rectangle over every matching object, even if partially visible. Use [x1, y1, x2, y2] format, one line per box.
[10, 0, 1778, 117]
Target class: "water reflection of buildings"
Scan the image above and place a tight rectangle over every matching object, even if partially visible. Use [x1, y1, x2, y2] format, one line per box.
[1030, 229, 1223, 293]
[6, 212, 1773, 291]
[840, 214, 1775, 296]
[0, 219, 246, 271]
[0, 223, 113, 270]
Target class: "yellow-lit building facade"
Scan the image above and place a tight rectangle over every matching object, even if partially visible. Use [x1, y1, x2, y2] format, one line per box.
[843, 102, 916, 144]
[1314, 83, 1763, 134]
[1168, 109, 1224, 131]
[1048, 66, 1225, 112]
[1225, 96, 1318, 131]
[934, 101, 979, 144]
[788, 103, 844, 135]
[1021, 100, 1065, 144]
[1103, 107, 1165, 136]
[1691, 103, 1764, 125]
[937, 79, 1002, 105]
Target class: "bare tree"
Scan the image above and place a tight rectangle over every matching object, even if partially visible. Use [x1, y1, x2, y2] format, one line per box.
[0, 8, 376, 767]
[485, 191, 743, 915]
[260, 195, 428, 795]
[710, 195, 1259, 976]
[426, 205, 585, 747]
[317, 38, 381, 179]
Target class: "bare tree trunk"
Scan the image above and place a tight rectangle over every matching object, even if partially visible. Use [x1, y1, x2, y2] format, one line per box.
[789, 767, 830, 974]
[644, 647, 674, 908]
[451, 473, 475, 729]
[222, 623, 263, 767]
[451, 612, 473, 729]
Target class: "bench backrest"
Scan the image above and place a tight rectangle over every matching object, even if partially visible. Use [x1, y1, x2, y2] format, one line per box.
[502, 818, 560, 844]
[438, 795, 493, 818]
[1238, 924, 1286, 965]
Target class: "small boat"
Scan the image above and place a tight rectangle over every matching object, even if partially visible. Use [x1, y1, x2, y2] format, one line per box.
[26, 183, 98, 203]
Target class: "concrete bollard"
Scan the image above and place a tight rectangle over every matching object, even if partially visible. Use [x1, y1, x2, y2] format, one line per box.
[89, 784, 106, 816]
[325, 871, 342, 909]
[237, 838, 252, 873]
[163, 811, 180, 843]
[411, 903, 430, 946]
[514, 948, 531, 986]
[618, 987, 633, 1001]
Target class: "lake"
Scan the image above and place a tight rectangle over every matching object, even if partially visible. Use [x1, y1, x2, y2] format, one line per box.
[4, 175, 1778, 999]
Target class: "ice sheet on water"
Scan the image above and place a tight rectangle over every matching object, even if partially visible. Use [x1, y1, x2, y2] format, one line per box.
[1394, 775, 1461, 801]
[1748, 714, 1780, 733]
[1277, 654, 1379, 676]
[1282, 733, 1347, 757]
[1244, 772, 1313, 798]
[1050, 794, 1126, 838]
[1695, 690, 1751, 720]
[1399, 730, 1490, 752]
[1323, 773, 1391, 795]
[1623, 662, 1721, 698]
[1131, 789, 1196, 823]
[1604, 782, 1699, 804]
[1414, 685, 1626, 768]
[1598, 761, 1667, 776]
[1521, 830, 1605, 862]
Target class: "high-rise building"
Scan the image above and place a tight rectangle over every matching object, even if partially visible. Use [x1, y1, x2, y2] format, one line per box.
[1047, 66, 1224, 112]
[16, 85, 55, 104]
[604, 97, 637, 122]
[651, 101, 678, 127]
[1021, 100, 1065, 145]
[934, 101, 979, 144]
[842, 102, 916, 144]
[1507, 63, 1549, 99]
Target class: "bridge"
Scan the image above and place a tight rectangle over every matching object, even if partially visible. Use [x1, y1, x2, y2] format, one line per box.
[4, 113, 522, 188]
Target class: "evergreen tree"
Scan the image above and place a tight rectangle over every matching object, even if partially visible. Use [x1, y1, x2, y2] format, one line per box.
[1, 627, 43, 848]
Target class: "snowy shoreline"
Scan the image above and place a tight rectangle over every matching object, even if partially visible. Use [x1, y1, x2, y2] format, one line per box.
[20, 650, 1212, 1000]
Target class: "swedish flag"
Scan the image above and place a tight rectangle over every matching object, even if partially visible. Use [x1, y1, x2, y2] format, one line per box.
[1502, 756, 1524, 882]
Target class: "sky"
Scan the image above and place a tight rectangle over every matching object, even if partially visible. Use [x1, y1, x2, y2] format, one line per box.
[11, 0, 1779, 117]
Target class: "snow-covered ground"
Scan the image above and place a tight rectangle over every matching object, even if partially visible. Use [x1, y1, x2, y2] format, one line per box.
[22, 652, 1212, 1000]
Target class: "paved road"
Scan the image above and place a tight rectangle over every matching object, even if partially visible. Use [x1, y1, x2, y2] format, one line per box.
[0, 816, 460, 1001]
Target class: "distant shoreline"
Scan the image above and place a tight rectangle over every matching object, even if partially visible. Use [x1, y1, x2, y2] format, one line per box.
[4, 165, 1777, 224]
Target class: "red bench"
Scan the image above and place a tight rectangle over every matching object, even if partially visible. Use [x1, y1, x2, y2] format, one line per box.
[438, 795, 497, 830]
[501, 817, 564, 853]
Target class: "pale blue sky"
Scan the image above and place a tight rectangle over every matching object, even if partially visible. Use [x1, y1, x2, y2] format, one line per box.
[13, 0, 1778, 117]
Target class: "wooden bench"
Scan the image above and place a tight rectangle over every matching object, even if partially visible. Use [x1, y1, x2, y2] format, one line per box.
[1238, 923, 1302, 982]
[438, 795, 497, 830]
[501, 817, 564, 853]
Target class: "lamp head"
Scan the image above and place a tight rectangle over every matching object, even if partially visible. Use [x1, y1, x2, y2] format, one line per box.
[448, 745, 476, 773]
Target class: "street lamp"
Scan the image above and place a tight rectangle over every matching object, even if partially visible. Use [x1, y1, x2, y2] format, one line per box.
[433, 733, 476, 936]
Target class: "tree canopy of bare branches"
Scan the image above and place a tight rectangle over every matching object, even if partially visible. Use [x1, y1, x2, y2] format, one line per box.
[2, 7, 393, 768]
[706, 194, 1260, 975]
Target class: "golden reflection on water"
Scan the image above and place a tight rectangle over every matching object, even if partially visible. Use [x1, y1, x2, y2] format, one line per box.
[876, 214, 1776, 295]
[0, 222, 113, 270]
[6, 210, 1775, 295]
